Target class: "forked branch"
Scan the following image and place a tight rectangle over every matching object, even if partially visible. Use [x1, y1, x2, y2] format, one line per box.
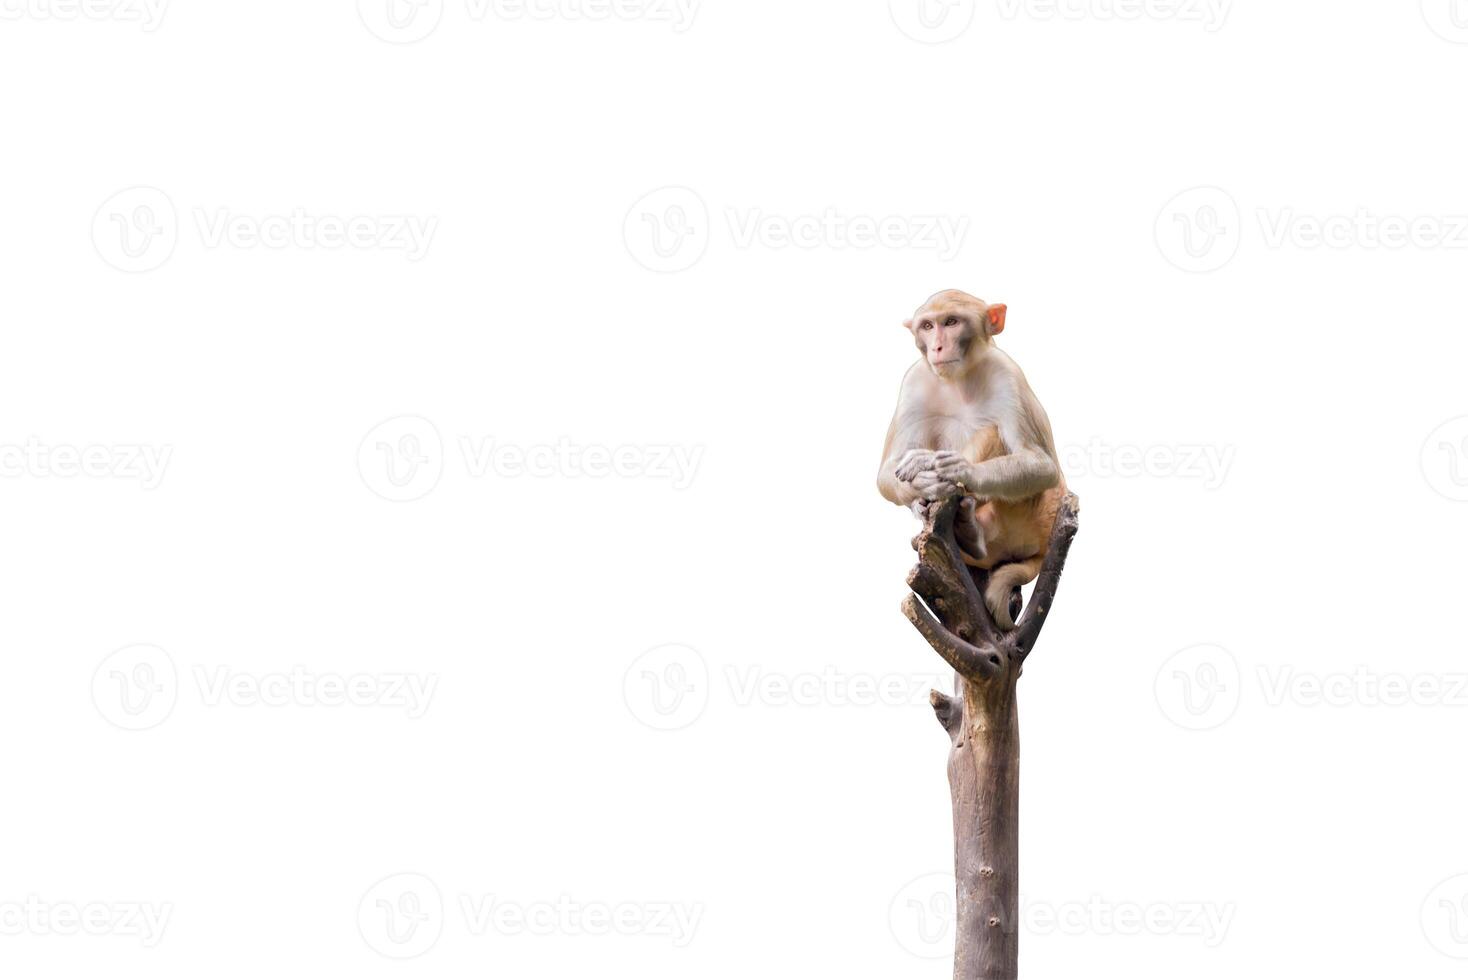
[903, 493, 1080, 685]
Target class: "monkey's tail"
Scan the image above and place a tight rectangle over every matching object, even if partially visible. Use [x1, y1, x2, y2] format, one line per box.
[984, 555, 1044, 631]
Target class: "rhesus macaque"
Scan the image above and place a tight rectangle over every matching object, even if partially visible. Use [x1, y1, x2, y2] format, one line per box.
[877, 290, 1067, 629]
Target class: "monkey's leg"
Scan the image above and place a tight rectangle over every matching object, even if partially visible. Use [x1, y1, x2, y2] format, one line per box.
[953, 496, 986, 563]
[984, 555, 1044, 631]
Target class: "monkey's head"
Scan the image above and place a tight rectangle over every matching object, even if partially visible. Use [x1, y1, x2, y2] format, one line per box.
[905, 290, 1007, 380]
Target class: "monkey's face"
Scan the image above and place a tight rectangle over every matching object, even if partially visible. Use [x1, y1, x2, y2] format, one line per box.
[907, 291, 1003, 380]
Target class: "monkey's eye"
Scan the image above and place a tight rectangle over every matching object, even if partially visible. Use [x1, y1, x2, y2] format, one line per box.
[919, 321, 933, 331]
[945, 317, 959, 327]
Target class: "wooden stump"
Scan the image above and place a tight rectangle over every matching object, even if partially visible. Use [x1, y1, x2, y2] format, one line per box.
[902, 493, 1080, 980]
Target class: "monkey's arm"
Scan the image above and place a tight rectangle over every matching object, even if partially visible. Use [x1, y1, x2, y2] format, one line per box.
[925, 412, 1059, 501]
[878, 431, 924, 507]
[878, 389, 933, 507]
[959, 447, 1059, 501]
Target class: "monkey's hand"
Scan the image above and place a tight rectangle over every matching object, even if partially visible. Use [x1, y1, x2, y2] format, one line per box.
[909, 469, 961, 501]
[924, 450, 978, 490]
[894, 448, 940, 484]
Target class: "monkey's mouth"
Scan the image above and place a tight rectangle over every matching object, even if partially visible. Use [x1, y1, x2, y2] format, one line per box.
[932, 358, 962, 366]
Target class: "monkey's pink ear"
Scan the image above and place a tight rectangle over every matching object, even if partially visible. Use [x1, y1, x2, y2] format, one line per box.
[903, 318, 914, 332]
[987, 304, 1008, 335]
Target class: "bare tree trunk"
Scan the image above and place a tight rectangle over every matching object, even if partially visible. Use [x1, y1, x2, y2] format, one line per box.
[905, 494, 1080, 980]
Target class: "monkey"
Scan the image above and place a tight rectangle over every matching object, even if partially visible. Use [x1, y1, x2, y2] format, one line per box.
[877, 290, 1067, 629]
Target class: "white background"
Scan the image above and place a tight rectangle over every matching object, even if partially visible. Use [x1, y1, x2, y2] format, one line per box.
[3, 0, 1468, 977]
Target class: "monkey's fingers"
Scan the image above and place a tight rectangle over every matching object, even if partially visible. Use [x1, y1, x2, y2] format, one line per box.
[933, 460, 970, 481]
[917, 480, 960, 501]
[896, 451, 937, 482]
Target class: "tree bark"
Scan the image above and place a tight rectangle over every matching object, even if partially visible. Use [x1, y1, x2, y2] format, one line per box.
[903, 493, 1080, 980]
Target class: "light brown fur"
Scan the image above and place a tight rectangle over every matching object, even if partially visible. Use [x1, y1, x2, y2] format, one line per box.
[877, 290, 1068, 628]
[959, 426, 1064, 571]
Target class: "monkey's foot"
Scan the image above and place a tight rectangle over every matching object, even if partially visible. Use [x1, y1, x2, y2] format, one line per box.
[982, 583, 1024, 631]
